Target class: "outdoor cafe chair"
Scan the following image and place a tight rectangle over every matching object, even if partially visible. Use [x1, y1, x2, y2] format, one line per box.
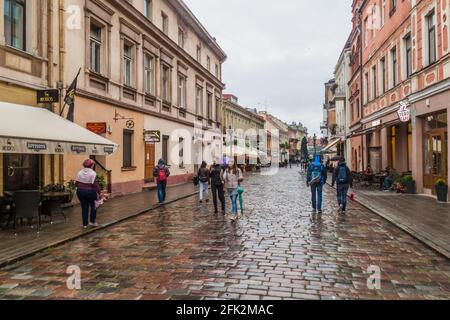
[12, 191, 42, 233]
[0, 197, 13, 229]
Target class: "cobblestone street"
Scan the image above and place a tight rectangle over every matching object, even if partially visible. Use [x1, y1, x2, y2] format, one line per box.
[0, 168, 449, 300]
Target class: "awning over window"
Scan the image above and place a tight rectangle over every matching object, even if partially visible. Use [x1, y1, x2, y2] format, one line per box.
[321, 138, 341, 154]
[0, 102, 118, 155]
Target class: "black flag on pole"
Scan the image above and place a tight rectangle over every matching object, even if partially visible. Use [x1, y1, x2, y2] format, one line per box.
[64, 68, 81, 122]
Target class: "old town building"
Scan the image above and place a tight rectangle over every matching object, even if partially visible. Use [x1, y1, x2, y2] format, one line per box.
[222, 94, 265, 167]
[356, 0, 449, 197]
[0, 0, 226, 197]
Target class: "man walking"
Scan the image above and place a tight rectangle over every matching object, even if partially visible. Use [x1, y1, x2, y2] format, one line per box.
[307, 155, 327, 214]
[332, 157, 353, 214]
[153, 159, 170, 204]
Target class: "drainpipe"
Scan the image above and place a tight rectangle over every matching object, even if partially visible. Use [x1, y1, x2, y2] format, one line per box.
[358, 6, 365, 171]
[47, 0, 55, 184]
[58, 0, 66, 184]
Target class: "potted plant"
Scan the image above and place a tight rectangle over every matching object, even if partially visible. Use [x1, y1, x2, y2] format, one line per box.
[65, 180, 77, 203]
[435, 179, 448, 203]
[97, 174, 107, 191]
[403, 175, 416, 194]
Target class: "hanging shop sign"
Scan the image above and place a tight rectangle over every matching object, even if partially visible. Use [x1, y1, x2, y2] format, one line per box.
[86, 122, 107, 134]
[144, 130, 161, 143]
[37, 89, 60, 104]
[397, 101, 411, 123]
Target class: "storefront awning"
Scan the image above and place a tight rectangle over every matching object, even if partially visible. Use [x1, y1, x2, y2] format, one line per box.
[0, 102, 118, 155]
[320, 138, 341, 154]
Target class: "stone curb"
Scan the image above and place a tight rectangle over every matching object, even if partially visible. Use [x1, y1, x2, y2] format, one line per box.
[0, 190, 199, 268]
[325, 182, 450, 260]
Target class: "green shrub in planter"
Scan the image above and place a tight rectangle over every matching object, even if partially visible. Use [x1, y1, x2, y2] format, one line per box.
[403, 175, 416, 194]
[97, 174, 107, 191]
[435, 179, 448, 203]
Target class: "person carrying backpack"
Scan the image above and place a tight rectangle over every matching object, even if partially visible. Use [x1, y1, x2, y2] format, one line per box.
[153, 159, 170, 204]
[332, 156, 353, 214]
[306, 155, 327, 214]
[197, 161, 210, 203]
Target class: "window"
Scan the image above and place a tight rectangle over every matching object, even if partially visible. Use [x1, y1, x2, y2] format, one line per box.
[161, 12, 168, 35]
[207, 92, 213, 121]
[196, 86, 203, 116]
[178, 28, 184, 48]
[390, 46, 397, 87]
[380, 57, 386, 94]
[90, 24, 102, 73]
[404, 34, 412, 77]
[381, 0, 386, 26]
[179, 137, 184, 169]
[371, 65, 377, 99]
[390, 126, 397, 169]
[144, 54, 154, 94]
[144, 0, 152, 19]
[215, 64, 219, 78]
[4, 0, 26, 50]
[390, 0, 397, 16]
[356, 98, 360, 118]
[123, 130, 133, 168]
[161, 64, 171, 103]
[371, 6, 376, 38]
[207, 56, 211, 71]
[178, 75, 186, 109]
[162, 135, 169, 164]
[364, 18, 369, 47]
[427, 10, 437, 65]
[364, 72, 369, 103]
[123, 43, 133, 86]
[196, 45, 202, 63]
[215, 97, 220, 123]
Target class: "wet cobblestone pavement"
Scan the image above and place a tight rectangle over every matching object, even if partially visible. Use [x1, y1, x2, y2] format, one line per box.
[0, 168, 449, 300]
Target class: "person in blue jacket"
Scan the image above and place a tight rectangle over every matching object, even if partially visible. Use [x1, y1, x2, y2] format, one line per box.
[307, 155, 328, 214]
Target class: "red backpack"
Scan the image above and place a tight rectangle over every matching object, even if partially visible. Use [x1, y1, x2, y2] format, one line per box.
[158, 168, 167, 182]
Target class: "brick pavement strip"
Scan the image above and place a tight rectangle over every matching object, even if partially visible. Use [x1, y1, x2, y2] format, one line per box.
[0, 168, 449, 300]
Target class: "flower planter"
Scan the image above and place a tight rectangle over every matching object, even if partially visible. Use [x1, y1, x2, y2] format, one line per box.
[405, 180, 416, 194]
[435, 185, 448, 203]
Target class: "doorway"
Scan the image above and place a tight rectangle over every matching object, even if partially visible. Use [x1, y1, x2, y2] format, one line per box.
[144, 144, 155, 183]
[424, 130, 448, 192]
[3, 154, 42, 191]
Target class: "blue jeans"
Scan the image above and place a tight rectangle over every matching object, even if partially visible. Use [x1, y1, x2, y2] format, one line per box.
[157, 182, 167, 204]
[337, 184, 350, 210]
[310, 183, 323, 211]
[76, 189, 97, 226]
[228, 189, 238, 216]
[199, 181, 209, 201]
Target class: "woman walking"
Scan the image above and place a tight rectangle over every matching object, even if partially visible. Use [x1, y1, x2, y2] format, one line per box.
[222, 161, 243, 222]
[198, 161, 210, 203]
[76, 159, 101, 229]
[210, 161, 225, 214]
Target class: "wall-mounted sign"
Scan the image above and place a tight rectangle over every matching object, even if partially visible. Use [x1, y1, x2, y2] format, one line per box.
[126, 120, 135, 129]
[397, 101, 411, 123]
[86, 122, 107, 134]
[144, 130, 161, 143]
[372, 119, 381, 127]
[37, 89, 60, 104]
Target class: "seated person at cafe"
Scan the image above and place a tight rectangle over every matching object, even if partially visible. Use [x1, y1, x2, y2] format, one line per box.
[382, 166, 395, 190]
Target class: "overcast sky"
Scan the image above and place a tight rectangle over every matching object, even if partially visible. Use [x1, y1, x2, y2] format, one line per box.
[184, 0, 353, 136]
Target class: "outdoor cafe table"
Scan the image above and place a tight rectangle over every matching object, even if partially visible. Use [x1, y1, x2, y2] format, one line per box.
[4, 191, 70, 220]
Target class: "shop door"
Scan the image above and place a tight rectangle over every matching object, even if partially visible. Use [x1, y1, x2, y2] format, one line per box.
[424, 130, 448, 192]
[3, 154, 41, 191]
[144, 144, 155, 183]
